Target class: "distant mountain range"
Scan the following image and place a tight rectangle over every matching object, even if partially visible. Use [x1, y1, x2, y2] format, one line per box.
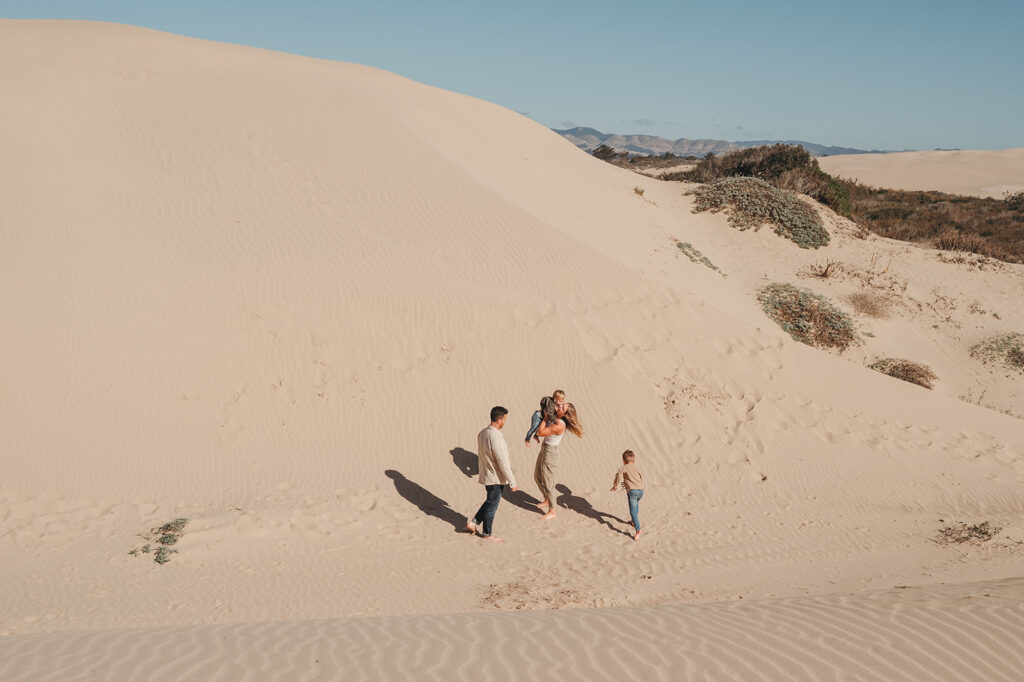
[553, 127, 893, 157]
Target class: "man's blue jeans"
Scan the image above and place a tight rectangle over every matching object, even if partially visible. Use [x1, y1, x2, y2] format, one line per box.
[627, 489, 644, 532]
[472, 484, 504, 537]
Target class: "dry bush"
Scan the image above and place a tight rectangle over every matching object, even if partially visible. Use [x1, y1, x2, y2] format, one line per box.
[934, 231, 989, 255]
[936, 521, 1001, 545]
[689, 177, 830, 249]
[849, 291, 891, 318]
[757, 283, 857, 351]
[844, 182, 1024, 264]
[869, 358, 938, 389]
[803, 260, 843, 279]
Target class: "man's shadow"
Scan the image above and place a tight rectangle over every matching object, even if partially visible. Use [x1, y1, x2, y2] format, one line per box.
[555, 483, 632, 537]
[384, 470, 467, 532]
[450, 447, 544, 515]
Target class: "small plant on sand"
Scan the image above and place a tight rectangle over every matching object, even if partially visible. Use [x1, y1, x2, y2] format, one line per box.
[936, 521, 1002, 545]
[675, 241, 725, 276]
[849, 291, 891, 318]
[758, 283, 857, 351]
[869, 358, 938, 389]
[128, 517, 189, 565]
[153, 546, 178, 565]
[634, 185, 645, 196]
[970, 333, 1024, 374]
[689, 177, 830, 249]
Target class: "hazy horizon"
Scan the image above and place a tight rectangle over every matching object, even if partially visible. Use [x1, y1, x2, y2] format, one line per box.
[1, 1, 1021, 150]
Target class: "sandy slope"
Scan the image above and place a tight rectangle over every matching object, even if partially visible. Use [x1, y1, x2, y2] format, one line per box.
[820, 149, 1024, 198]
[1, 20, 1023, 680]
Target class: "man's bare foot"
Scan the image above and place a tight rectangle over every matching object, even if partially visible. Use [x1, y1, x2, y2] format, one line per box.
[482, 536, 504, 543]
[633, 530, 643, 541]
[463, 522, 477, 534]
[541, 510, 556, 520]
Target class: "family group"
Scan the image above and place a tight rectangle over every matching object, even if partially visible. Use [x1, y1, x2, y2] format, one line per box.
[465, 390, 645, 542]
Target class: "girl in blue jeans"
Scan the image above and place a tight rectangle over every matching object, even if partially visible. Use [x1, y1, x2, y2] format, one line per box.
[610, 449, 645, 540]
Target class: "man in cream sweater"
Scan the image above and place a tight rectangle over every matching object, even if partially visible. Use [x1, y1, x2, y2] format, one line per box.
[466, 406, 518, 542]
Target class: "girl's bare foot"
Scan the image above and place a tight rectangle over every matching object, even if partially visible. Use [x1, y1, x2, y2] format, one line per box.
[541, 510, 556, 520]
[535, 501, 550, 512]
[633, 530, 643, 541]
[482, 536, 504, 543]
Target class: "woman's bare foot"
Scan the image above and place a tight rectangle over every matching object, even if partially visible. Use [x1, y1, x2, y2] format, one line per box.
[463, 522, 477, 534]
[633, 530, 643, 541]
[482, 536, 504, 543]
[535, 501, 550, 513]
[541, 510, 556, 520]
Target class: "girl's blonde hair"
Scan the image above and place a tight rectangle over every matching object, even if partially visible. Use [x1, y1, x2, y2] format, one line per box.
[563, 403, 584, 438]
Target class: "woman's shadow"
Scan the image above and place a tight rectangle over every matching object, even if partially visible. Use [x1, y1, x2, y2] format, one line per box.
[449, 447, 545, 515]
[555, 483, 632, 537]
[384, 469, 467, 532]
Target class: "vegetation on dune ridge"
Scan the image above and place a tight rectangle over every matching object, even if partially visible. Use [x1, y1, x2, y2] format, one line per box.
[689, 177, 830, 249]
[590, 142, 1024, 263]
[869, 358, 938, 389]
[757, 282, 857, 351]
[663, 144, 852, 218]
[592, 144, 699, 169]
[844, 184, 1024, 264]
[970, 333, 1024, 374]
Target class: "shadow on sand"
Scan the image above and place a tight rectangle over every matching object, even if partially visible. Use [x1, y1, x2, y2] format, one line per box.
[555, 483, 632, 537]
[384, 469, 467, 532]
[450, 447, 545, 515]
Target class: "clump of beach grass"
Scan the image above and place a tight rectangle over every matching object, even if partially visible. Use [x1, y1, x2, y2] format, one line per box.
[869, 358, 938, 389]
[757, 283, 856, 350]
[970, 333, 1024, 374]
[128, 517, 189, 565]
[689, 177, 830, 249]
[849, 290, 891, 318]
[676, 241, 725, 276]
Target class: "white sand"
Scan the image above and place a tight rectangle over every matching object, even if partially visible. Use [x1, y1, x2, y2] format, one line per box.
[2, 20, 1023, 681]
[820, 149, 1024, 198]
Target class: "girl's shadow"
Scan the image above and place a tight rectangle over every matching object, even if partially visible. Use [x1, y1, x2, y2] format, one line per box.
[449, 447, 545, 515]
[555, 484, 631, 537]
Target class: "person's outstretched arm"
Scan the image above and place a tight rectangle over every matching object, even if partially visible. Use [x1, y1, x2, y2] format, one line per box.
[610, 467, 624, 491]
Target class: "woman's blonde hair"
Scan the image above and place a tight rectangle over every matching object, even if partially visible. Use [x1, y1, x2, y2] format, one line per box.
[563, 403, 584, 438]
[622, 450, 635, 462]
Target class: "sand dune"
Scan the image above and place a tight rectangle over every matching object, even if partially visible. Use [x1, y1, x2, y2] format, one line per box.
[819, 149, 1024, 198]
[1, 19, 1023, 680]
[4, 579, 1024, 681]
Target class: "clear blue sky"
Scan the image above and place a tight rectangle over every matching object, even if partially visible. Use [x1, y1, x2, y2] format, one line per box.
[3, 0, 1022, 150]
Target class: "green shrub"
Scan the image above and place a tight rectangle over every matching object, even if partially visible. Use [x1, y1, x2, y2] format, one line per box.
[690, 177, 830, 249]
[757, 283, 857, 350]
[970, 333, 1024, 373]
[682, 144, 815, 183]
[869, 358, 938, 389]
[776, 167, 852, 217]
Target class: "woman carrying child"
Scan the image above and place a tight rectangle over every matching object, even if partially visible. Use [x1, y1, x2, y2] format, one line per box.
[533, 403, 584, 520]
